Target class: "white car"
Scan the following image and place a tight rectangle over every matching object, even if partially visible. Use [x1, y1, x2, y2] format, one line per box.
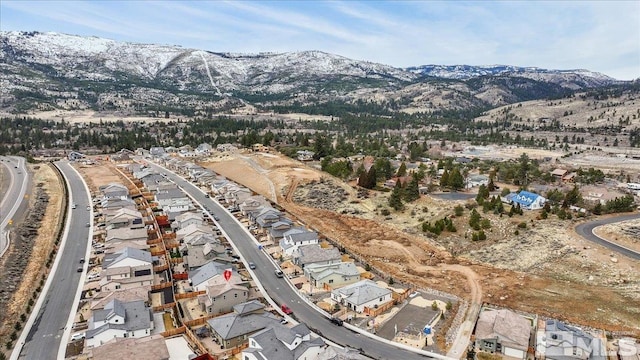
[87, 273, 100, 280]
[71, 203, 77, 209]
[70, 332, 85, 341]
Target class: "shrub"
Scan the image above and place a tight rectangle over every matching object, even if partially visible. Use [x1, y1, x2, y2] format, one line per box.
[517, 222, 527, 229]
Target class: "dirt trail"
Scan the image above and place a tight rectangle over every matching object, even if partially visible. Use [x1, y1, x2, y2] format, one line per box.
[202, 151, 640, 339]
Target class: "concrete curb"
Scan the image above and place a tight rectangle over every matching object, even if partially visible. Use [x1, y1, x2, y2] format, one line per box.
[1, 156, 28, 258]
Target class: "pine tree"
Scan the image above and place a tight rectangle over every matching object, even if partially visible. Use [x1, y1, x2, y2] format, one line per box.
[440, 169, 449, 188]
[389, 181, 404, 211]
[397, 162, 407, 177]
[448, 167, 464, 190]
[403, 176, 420, 202]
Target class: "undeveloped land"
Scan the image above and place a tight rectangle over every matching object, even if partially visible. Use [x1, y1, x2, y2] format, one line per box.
[0, 164, 64, 355]
[201, 151, 640, 337]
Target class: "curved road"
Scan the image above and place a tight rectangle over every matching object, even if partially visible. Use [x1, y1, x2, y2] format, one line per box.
[575, 213, 640, 260]
[146, 161, 447, 360]
[0, 156, 30, 258]
[13, 161, 92, 360]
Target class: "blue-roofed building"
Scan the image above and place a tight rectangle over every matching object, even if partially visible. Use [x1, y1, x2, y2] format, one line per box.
[504, 190, 546, 210]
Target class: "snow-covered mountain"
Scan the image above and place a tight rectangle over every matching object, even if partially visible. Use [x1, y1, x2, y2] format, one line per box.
[406, 64, 618, 89]
[0, 31, 625, 114]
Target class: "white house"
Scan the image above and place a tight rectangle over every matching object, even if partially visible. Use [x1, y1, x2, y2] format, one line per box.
[99, 247, 154, 292]
[171, 212, 204, 231]
[466, 174, 489, 189]
[243, 323, 327, 360]
[85, 299, 154, 348]
[330, 280, 392, 313]
[280, 228, 319, 257]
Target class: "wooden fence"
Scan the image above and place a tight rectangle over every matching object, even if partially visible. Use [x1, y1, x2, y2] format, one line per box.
[151, 281, 174, 291]
[175, 290, 206, 300]
[160, 325, 186, 337]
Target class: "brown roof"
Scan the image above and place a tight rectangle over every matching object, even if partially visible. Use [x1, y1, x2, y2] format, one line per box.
[91, 335, 169, 360]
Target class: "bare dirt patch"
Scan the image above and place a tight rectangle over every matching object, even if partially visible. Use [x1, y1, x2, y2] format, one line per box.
[0, 164, 64, 353]
[201, 151, 640, 336]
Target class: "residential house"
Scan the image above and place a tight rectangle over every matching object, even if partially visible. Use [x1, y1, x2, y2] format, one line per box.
[90, 335, 169, 360]
[176, 223, 213, 244]
[183, 233, 227, 270]
[90, 286, 151, 311]
[68, 151, 85, 161]
[551, 169, 568, 179]
[207, 300, 281, 349]
[294, 244, 342, 268]
[239, 196, 268, 216]
[100, 247, 154, 292]
[475, 308, 532, 359]
[100, 183, 129, 200]
[196, 143, 213, 155]
[296, 150, 315, 161]
[106, 208, 144, 230]
[216, 143, 238, 152]
[154, 188, 191, 213]
[197, 282, 249, 315]
[101, 198, 137, 212]
[536, 319, 605, 360]
[85, 299, 154, 348]
[305, 262, 360, 289]
[503, 191, 546, 210]
[330, 280, 392, 313]
[171, 212, 204, 231]
[227, 187, 253, 205]
[268, 219, 294, 243]
[149, 147, 166, 158]
[280, 228, 319, 257]
[189, 261, 240, 292]
[243, 323, 326, 360]
[253, 207, 284, 229]
[252, 143, 269, 152]
[466, 174, 489, 189]
[105, 227, 148, 243]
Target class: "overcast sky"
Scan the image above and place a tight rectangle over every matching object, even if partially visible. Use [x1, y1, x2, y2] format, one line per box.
[2, 0, 639, 80]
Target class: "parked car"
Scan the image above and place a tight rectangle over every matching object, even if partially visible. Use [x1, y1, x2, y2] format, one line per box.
[281, 304, 293, 315]
[79, 258, 85, 264]
[274, 269, 284, 278]
[71, 203, 77, 209]
[70, 332, 85, 341]
[87, 273, 100, 280]
[76, 267, 83, 273]
[86, 206, 91, 211]
[205, 194, 210, 198]
[248, 262, 256, 270]
[329, 317, 343, 326]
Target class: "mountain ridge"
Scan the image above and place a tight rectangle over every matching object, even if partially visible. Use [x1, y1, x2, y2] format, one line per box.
[0, 31, 628, 115]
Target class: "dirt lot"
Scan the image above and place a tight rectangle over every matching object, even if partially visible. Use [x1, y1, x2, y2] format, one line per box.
[201, 151, 640, 338]
[0, 164, 64, 354]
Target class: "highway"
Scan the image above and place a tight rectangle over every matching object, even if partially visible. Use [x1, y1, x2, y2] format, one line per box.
[575, 213, 640, 260]
[147, 161, 442, 360]
[13, 161, 92, 360]
[0, 156, 29, 258]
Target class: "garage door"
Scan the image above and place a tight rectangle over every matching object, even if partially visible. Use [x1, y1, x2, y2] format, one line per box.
[504, 347, 525, 359]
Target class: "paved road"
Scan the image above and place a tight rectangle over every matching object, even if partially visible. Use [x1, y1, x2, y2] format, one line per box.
[429, 192, 475, 201]
[147, 161, 444, 360]
[575, 213, 640, 260]
[15, 161, 92, 360]
[0, 156, 29, 258]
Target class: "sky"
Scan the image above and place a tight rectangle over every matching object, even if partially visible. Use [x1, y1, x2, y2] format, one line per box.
[1, 0, 639, 80]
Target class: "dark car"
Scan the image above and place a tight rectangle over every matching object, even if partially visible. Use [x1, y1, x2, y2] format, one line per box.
[76, 267, 83, 273]
[329, 317, 343, 326]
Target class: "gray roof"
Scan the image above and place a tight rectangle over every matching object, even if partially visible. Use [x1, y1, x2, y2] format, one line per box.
[544, 320, 605, 360]
[233, 300, 264, 315]
[189, 261, 233, 288]
[297, 245, 341, 266]
[86, 299, 152, 339]
[155, 188, 187, 201]
[308, 262, 359, 281]
[207, 312, 280, 340]
[248, 323, 322, 360]
[475, 309, 531, 351]
[284, 228, 318, 242]
[103, 247, 152, 269]
[332, 280, 391, 306]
